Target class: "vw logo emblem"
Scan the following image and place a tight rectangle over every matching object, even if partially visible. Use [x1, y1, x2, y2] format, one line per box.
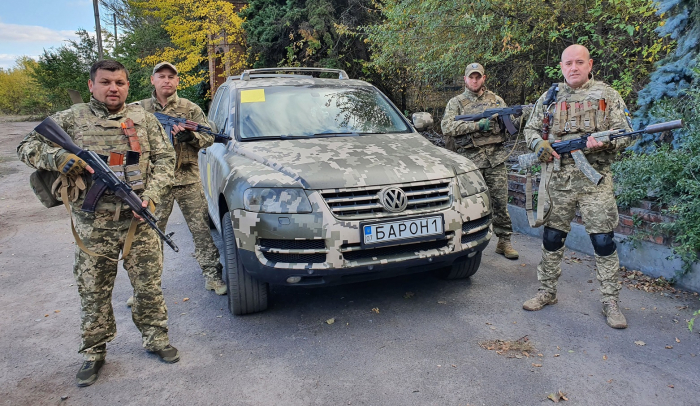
[380, 187, 408, 212]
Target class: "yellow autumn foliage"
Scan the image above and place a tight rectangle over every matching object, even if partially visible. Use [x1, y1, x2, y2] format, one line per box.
[136, 0, 246, 88]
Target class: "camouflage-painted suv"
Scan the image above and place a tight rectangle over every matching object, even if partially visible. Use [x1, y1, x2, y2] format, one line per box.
[200, 68, 492, 315]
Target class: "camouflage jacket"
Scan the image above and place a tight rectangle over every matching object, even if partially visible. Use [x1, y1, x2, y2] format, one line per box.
[441, 89, 509, 169]
[524, 79, 633, 166]
[17, 98, 175, 229]
[138, 92, 213, 186]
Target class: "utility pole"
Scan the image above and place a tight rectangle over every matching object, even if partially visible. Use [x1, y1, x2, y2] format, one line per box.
[93, 0, 104, 60]
[113, 13, 118, 54]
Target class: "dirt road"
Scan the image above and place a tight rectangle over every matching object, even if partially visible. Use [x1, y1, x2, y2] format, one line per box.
[1, 121, 699, 405]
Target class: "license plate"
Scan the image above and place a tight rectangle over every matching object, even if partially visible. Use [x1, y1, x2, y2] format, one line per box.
[362, 215, 444, 245]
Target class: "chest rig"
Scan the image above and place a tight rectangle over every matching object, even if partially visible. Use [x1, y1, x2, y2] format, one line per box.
[71, 104, 147, 210]
[143, 97, 199, 169]
[549, 81, 610, 140]
[458, 92, 505, 147]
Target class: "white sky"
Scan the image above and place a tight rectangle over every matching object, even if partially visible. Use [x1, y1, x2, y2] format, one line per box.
[0, 0, 105, 69]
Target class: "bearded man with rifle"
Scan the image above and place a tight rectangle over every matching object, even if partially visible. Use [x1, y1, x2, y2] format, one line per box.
[17, 60, 179, 386]
[441, 62, 522, 260]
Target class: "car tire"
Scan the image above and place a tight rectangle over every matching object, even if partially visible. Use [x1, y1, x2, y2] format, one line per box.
[433, 251, 482, 280]
[207, 211, 216, 229]
[221, 212, 269, 315]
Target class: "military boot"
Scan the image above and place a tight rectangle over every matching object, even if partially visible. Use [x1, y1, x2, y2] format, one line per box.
[76, 359, 105, 387]
[151, 345, 180, 363]
[205, 276, 227, 295]
[126, 296, 134, 307]
[523, 290, 558, 311]
[495, 236, 519, 259]
[602, 300, 628, 329]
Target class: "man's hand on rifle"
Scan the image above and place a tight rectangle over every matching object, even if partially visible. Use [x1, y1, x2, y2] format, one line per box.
[171, 123, 195, 143]
[585, 135, 606, 150]
[535, 139, 561, 163]
[133, 199, 155, 221]
[58, 152, 94, 176]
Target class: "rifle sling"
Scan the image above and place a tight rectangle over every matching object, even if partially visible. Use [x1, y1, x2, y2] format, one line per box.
[56, 175, 138, 262]
[525, 161, 554, 228]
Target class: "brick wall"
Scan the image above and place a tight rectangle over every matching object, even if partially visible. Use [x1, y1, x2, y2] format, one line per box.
[507, 172, 671, 245]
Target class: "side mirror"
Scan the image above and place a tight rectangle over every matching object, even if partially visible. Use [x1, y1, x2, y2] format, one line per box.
[412, 112, 434, 131]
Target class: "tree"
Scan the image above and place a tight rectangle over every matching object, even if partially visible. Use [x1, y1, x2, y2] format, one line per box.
[137, 0, 246, 90]
[0, 57, 50, 114]
[632, 0, 700, 149]
[363, 0, 670, 110]
[31, 29, 99, 111]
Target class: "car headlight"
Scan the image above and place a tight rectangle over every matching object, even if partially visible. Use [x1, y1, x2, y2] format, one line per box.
[243, 188, 312, 213]
[456, 171, 488, 198]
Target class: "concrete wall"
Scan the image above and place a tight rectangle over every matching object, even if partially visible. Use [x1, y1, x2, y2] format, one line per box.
[508, 204, 700, 293]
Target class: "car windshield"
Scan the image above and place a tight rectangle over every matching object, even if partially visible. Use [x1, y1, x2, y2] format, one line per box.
[237, 85, 411, 139]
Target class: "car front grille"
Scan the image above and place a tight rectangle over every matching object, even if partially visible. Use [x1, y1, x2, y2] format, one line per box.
[320, 179, 452, 220]
[259, 238, 327, 264]
[341, 236, 451, 262]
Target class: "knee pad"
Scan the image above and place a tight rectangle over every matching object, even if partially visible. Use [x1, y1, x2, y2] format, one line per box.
[590, 232, 616, 256]
[543, 227, 567, 251]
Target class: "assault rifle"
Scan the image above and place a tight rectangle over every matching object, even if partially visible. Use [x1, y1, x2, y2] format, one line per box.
[454, 104, 533, 135]
[518, 119, 684, 185]
[34, 117, 180, 252]
[153, 112, 232, 145]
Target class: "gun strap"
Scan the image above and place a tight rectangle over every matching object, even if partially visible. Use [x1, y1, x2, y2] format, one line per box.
[525, 162, 554, 228]
[56, 174, 138, 262]
[121, 119, 142, 153]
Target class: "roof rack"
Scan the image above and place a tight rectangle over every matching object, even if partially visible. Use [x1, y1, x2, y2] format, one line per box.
[238, 67, 350, 81]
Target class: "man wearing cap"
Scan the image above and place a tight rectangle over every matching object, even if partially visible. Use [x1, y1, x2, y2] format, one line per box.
[441, 62, 519, 260]
[131, 62, 226, 298]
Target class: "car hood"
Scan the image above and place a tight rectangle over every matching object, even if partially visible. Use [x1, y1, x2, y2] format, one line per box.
[232, 133, 478, 189]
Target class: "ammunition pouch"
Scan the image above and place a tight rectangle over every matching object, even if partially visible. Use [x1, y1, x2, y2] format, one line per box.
[29, 169, 61, 208]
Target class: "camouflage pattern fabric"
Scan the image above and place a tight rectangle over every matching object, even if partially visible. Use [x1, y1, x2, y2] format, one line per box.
[74, 219, 169, 360]
[524, 79, 632, 302]
[139, 92, 223, 280]
[441, 89, 510, 169]
[17, 97, 175, 359]
[480, 163, 512, 238]
[156, 182, 222, 279]
[138, 91, 214, 186]
[441, 89, 513, 238]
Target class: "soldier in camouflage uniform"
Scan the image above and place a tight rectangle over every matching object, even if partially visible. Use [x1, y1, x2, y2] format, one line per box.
[17, 60, 179, 387]
[133, 62, 226, 297]
[441, 63, 519, 260]
[522, 45, 631, 329]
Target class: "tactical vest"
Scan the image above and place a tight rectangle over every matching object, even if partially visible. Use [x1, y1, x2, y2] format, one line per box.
[550, 81, 610, 140]
[457, 92, 505, 147]
[70, 104, 149, 210]
[142, 97, 199, 168]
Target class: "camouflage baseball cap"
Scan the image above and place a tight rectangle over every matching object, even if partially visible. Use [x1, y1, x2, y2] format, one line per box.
[464, 63, 485, 77]
[153, 62, 178, 75]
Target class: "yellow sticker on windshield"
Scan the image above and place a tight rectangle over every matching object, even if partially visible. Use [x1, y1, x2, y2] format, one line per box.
[240, 89, 265, 103]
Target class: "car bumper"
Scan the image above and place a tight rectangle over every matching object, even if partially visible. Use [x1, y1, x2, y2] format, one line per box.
[238, 238, 490, 286]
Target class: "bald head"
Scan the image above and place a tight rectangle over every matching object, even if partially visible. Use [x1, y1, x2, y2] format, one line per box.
[560, 44, 593, 88]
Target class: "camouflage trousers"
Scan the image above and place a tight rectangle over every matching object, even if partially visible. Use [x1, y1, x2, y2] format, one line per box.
[73, 216, 169, 361]
[156, 181, 222, 279]
[478, 163, 512, 238]
[537, 164, 621, 302]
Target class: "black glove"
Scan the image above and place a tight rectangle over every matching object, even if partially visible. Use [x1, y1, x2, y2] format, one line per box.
[175, 130, 195, 143]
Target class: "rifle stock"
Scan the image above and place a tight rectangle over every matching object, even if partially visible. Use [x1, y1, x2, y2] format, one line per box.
[34, 117, 179, 252]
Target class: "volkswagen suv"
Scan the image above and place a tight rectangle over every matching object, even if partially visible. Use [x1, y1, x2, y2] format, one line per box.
[200, 68, 492, 315]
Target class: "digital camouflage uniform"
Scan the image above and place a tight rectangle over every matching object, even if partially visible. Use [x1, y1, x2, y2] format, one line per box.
[441, 89, 514, 239]
[137, 92, 223, 283]
[523, 79, 632, 303]
[17, 98, 176, 360]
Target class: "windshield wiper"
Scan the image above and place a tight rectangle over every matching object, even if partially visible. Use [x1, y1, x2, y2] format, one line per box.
[312, 131, 386, 137]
